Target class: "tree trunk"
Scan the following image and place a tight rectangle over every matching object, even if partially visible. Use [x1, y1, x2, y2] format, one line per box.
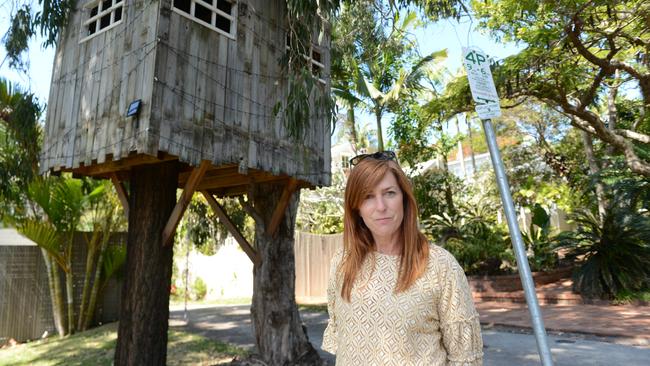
[606, 70, 619, 155]
[346, 103, 359, 153]
[83, 220, 114, 330]
[375, 106, 384, 152]
[184, 231, 190, 320]
[51, 257, 67, 335]
[114, 161, 178, 366]
[41, 249, 66, 336]
[78, 230, 100, 330]
[65, 269, 75, 334]
[250, 183, 322, 365]
[456, 116, 466, 178]
[466, 115, 477, 176]
[581, 130, 607, 222]
[440, 154, 456, 215]
[64, 233, 76, 335]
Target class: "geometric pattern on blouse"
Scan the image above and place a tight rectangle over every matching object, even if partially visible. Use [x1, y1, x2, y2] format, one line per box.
[322, 244, 484, 366]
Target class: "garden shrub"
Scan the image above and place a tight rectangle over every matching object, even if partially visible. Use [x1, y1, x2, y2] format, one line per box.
[193, 277, 208, 301]
[423, 204, 514, 275]
[555, 178, 650, 299]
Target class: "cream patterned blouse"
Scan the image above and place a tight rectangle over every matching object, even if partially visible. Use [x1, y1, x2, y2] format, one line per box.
[322, 244, 483, 366]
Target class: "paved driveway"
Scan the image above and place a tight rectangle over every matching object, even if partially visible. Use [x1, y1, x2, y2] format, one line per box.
[169, 304, 650, 365]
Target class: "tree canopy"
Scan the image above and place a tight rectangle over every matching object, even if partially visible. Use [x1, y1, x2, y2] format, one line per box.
[470, 0, 650, 176]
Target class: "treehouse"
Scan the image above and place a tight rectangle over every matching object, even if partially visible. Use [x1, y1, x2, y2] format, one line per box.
[41, 1, 332, 362]
[41, 0, 331, 196]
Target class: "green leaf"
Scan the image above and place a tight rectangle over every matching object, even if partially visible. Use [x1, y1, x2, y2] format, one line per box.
[530, 203, 549, 229]
[17, 219, 67, 270]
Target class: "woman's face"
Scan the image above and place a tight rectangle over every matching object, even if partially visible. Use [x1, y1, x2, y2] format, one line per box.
[358, 171, 404, 243]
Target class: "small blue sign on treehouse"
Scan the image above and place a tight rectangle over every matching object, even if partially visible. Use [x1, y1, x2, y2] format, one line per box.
[126, 99, 142, 117]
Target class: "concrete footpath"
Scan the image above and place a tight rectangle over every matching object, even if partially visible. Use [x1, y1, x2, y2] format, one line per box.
[476, 301, 650, 347]
[169, 303, 650, 365]
[470, 275, 650, 347]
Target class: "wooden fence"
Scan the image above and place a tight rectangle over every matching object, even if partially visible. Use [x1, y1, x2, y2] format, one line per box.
[294, 232, 342, 304]
[0, 231, 125, 342]
[293, 207, 573, 303]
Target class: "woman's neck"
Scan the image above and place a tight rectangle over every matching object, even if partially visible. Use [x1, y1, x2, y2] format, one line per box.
[374, 235, 401, 255]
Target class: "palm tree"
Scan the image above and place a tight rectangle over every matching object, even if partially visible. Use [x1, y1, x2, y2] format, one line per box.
[357, 45, 448, 151]
[19, 178, 86, 334]
[16, 177, 119, 335]
[332, 6, 447, 151]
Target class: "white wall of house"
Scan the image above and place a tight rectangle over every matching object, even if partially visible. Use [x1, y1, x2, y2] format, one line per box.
[175, 236, 254, 300]
[0, 229, 37, 246]
[330, 141, 357, 173]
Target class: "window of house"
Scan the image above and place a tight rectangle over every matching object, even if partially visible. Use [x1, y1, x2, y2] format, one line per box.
[311, 48, 325, 84]
[341, 155, 350, 169]
[286, 35, 327, 84]
[172, 0, 236, 39]
[82, 0, 124, 41]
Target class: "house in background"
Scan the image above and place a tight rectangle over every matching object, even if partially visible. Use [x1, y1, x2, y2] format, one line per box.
[330, 140, 359, 173]
[412, 152, 492, 180]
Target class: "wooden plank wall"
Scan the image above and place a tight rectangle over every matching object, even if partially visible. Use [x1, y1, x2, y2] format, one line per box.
[294, 231, 342, 304]
[41, 0, 160, 173]
[42, 0, 331, 188]
[152, 0, 331, 187]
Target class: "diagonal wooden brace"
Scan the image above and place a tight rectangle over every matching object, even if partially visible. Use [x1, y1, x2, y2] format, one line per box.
[265, 178, 300, 237]
[162, 160, 210, 246]
[201, 191, 261, 267]
[110, 173, 130, 218]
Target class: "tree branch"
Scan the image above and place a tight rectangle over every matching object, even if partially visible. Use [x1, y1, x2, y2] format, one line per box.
[529, 90, 650, 178]
[560, 102, 650, 177]
[565, 16, 642, 81]
[615, 129, 650, 144]
[238, 194, 264, 226]
[578, 68, 609, 111]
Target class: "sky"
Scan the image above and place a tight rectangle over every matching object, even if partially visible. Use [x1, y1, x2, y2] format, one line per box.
[355, 15, 521, 144]
[0, 4, 520, 137]
[0, 0, 55, 103]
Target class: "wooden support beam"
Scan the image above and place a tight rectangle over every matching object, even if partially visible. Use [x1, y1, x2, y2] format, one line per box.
[110, 173, 129, 218]
[68, 153, 177, 178]
[201, 191, 261, 267]
[162, 160, 210, 246]
[265, 178, 300, 237]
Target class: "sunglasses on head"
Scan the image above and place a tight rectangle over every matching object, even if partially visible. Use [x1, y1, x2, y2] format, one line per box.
[349, 151, 397, 167]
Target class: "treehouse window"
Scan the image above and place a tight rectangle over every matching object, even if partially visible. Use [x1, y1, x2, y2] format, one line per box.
[172, 0, 236, 39]
[285, 35, 326, 84]
[311, 48, 325, 83]
[82, 0, 124, 41]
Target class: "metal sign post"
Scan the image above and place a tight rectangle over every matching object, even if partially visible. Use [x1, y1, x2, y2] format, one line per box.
[462, 47, 554, 366]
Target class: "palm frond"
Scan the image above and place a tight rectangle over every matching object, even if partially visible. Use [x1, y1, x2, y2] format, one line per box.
[17, 219, 67, 270]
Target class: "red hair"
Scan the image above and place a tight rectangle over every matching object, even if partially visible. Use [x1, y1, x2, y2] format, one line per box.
[340, 158, 429, 301]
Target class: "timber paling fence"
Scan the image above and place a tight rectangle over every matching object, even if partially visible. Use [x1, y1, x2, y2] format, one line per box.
[293, 208, 573, 303]
[294, 232, 342, 304]
[0, 232, 126, 342]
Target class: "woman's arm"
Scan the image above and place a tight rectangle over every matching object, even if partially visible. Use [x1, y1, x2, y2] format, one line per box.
[322, 249, 343, 354]
[436, 249, 484, 365]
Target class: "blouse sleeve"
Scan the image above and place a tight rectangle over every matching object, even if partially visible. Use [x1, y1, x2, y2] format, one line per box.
[436, 249, 484, 365]
[321, 249, 343, 354]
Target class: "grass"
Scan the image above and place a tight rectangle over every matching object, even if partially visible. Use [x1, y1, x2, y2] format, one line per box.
[0, 322, 248, 366]
[169, 296, 252, 308]
[613, 289, 650, 304]
[297, 304, 327, 313]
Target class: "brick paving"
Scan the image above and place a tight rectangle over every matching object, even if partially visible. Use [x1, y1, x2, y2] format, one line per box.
[472, 276, 650, 346]
[476, 301, 650, 345]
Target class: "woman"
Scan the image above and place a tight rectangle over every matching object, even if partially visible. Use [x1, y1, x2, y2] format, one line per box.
[322, 151, 483, 365]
